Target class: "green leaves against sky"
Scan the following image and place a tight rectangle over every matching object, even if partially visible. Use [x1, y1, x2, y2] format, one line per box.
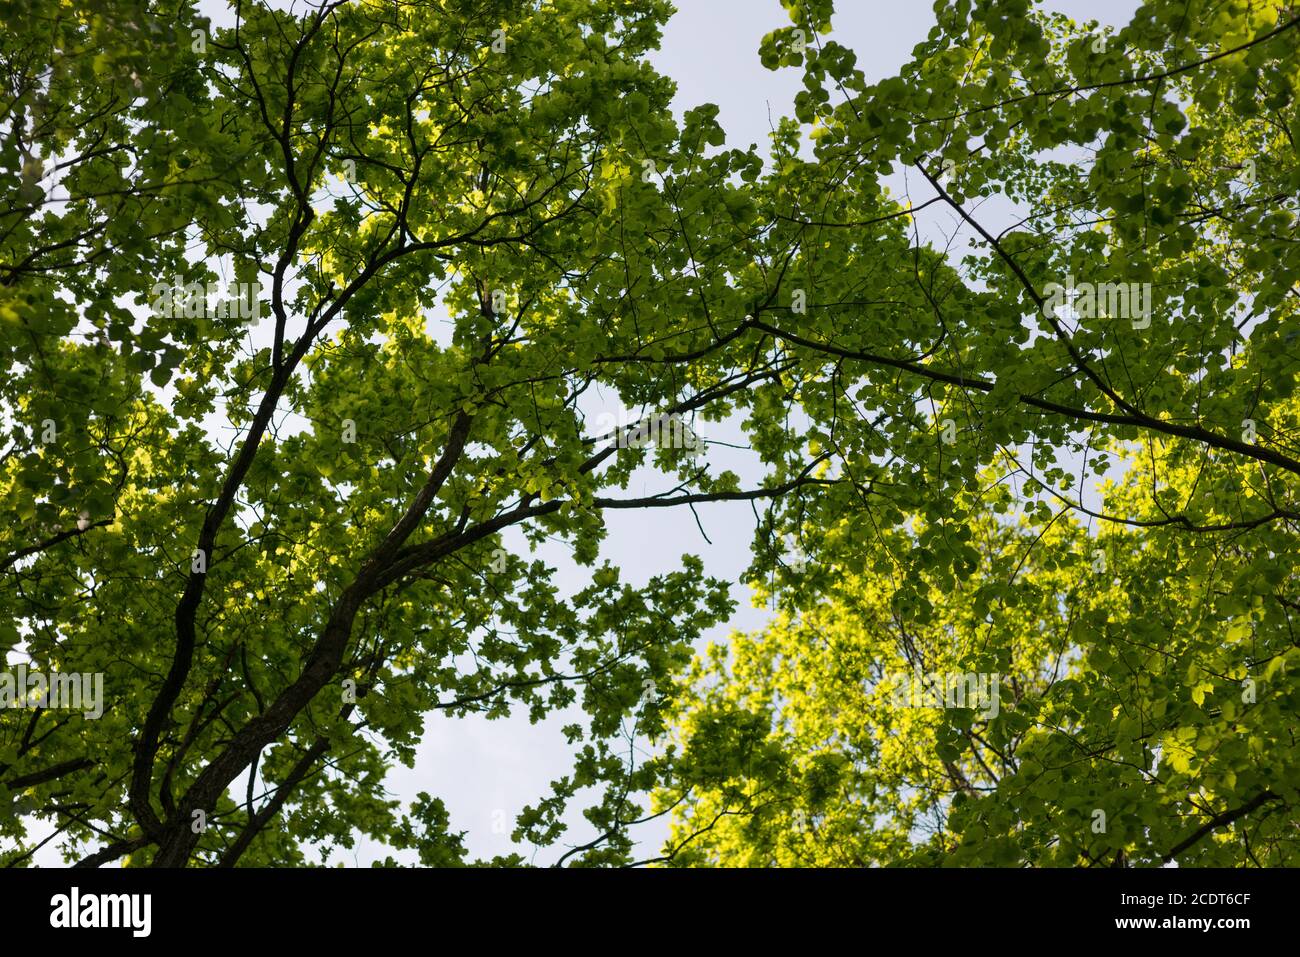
[1, 0, 1298, 868]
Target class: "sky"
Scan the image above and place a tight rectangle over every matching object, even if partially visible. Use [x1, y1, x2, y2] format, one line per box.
[23, 0, 1145, 867]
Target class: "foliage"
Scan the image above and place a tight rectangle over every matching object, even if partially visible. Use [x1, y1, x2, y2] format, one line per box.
[2, 0, 1298, 868]
[660, 0, 1300, 866]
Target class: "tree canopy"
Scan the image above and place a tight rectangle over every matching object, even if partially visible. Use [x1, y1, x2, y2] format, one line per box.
[659, 0, 1300, 867]
[2, 0, 1298, 867]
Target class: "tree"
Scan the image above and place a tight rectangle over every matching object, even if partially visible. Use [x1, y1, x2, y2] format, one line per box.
[1, 0, 826, 867]
[658, 0, 1300, 866]
[4, 0, 1298, 870]
[661, 444, 1300, 865]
